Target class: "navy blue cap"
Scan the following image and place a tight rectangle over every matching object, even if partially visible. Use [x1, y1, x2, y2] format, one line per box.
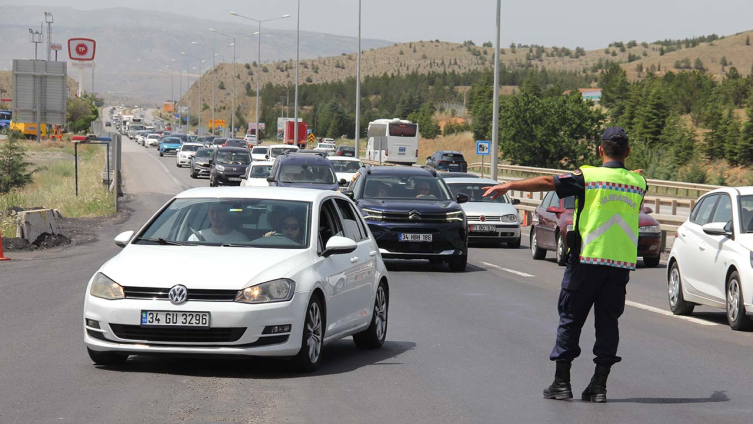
[601, 127, 628, 141]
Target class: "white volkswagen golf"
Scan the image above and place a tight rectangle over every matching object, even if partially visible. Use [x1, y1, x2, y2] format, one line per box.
[667, 187, 753, 330]
[83, 187, 390, 371]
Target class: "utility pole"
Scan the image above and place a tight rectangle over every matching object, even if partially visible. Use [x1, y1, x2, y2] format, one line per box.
[45, 12, 53, 62]
[355, 0, 362, 158]
[293, 0, 301, 146]
[491, 0, 501, 181]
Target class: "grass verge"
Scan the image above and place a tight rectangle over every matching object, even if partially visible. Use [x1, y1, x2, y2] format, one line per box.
[0, 140, 115, 236]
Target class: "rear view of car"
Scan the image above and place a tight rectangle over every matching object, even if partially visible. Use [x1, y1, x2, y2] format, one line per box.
[268, 153, 340, 191]
[335, 146, 356, 157]
[427, 151, 468, 172]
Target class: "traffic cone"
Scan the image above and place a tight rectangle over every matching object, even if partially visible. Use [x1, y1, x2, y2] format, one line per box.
[0, 230, 10, 261]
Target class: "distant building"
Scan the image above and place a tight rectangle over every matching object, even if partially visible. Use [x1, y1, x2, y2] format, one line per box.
[579, 88, 602, 103]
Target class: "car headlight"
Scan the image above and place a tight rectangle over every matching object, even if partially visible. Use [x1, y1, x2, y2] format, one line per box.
[639, 225, 661, 233]
[501, 214, 518, 223]
[89, 273, 125, 300]
[362, 208, 384, 221]
[215, 164, 225, 172]
[446, 211, 464, 222]
[235, 279, 295, 304]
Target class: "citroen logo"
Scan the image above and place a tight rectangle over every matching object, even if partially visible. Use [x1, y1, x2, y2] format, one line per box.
[168, 285, 188, 304]
[409, 210, 422, 221]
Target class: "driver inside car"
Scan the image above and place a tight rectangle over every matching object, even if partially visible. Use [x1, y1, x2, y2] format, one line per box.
[188, 203, 248, 243]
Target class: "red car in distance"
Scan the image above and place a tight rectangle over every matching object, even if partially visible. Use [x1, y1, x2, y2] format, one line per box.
[530, 191, 662, 267]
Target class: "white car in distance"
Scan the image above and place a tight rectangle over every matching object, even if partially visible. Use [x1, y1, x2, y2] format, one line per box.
[251, 146, 270, 162]
[445, 178, 521, 247]
[176, 143, 204, 167]
[83, 188, 390, 370]
[145, 134, 160, 148]
[315, 143, 336, 154]
[328, 156, 362, 187]
[268, 144, 299, 162]
[241, 161, 275, 187]
[667, 187, 753, 330]
[244, 134, 258, 147]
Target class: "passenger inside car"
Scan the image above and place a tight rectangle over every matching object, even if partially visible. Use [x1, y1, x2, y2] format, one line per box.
[188, 203, 249, 243]
[264, 212, 305, 244]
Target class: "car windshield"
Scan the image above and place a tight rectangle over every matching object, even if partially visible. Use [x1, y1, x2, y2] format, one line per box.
[271, 147, 297, 157]
[135, 198, 311, 248]
[447, 183, 509, 203]
[216, 151, 250, 164]
[279, 164, 336, 184]
[164, 137, 181, 143]
[252, 147, 269, 154]
[330, 160, 362, 172]
[181, 145, 201, 152]
[250, 165, 273, 178]
[196, 149, 212, 158]
[364, 175, 452, 200]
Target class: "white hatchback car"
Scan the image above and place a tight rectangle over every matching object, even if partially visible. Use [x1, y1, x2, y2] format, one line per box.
[315, 143, 336, 154]
[445, 178, 521, 247]
[251, 146, 270, 162]
[269, 144, 299, 161]
[667, 187, 753, 330]
[328, 156, 362, 187]
[145, 133, 160, 148]
[83, 188, 390, 370]
[176, 143, 204, 167]
[241, 161, 274, 187]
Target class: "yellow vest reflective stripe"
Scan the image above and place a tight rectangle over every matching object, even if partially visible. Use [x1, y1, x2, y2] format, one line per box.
[575, 166, 647, 270]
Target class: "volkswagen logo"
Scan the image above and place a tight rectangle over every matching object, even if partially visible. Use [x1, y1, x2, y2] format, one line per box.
[409, 210, 422, 221]
[168, 285, 188, 304]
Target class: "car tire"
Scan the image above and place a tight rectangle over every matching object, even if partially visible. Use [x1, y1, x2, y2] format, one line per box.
[726, 271, 753, 331]
[87, 348, 128, 366]
[292, 294, 324, 372]
[668, 261, 694, 316]
[448, 254, 467, 272]
[353, 281, 388, 349]
[159, 152, 163, 157]
[530, 228, 546, 260]
[190, 170, 197, 179]
[507, 237, 521, 249]
[555, 232, 567, 266]
[643, 256, 660, 268]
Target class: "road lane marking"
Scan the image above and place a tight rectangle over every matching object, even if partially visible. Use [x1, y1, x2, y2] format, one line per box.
[144, 149, 187, 190]
[481, 262, 535, 278]
[625, 300, 718, 326]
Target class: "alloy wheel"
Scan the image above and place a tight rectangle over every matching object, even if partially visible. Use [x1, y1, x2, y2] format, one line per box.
[728, 278, 740, 323]
[306, 302, 323, 364]
[531, 232, 538, 256]
[374, 287, 388, 341]
[669, 267, 681, 307]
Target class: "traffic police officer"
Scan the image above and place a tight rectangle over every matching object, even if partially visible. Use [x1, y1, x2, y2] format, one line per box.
[483, 127, 646, 403]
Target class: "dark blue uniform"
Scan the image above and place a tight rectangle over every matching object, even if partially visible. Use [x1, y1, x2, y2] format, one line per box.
[549, 161, 635, 367]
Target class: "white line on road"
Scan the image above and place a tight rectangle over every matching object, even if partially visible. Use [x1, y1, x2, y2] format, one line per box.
[625, 300, 718, 326]
[481, 262, 535, 278]
[144, 150, 186, 190]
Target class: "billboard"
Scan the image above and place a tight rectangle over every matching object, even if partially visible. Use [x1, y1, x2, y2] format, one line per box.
[247, 122, 265, 135]
[12, 60, 68, 125]
[209, 119, 226, 129]
[68, 38, 96, 61]
[163, 101, 175, 112]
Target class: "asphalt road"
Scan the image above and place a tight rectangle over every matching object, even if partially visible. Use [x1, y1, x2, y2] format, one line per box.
[2, 121, 752, 423]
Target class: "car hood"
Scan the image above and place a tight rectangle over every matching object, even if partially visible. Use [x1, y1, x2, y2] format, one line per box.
[162, 142, 181, 147]
[358, 198, 461, 213]
[335, 172, 356, 182]
[461, 202, 518, 217]
[278, 181, 339, 191]
[100, 245, 310, 290]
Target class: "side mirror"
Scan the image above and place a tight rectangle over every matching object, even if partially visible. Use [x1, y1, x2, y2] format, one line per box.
[426, 156, 431, 160]
[266, 175, 275, 183]
[456, 193, 469, 204]
[702, 222, 732, 237]
[322, 236, 357, 258]
[265, 155, 269, 159]
[512, 198, 521, 205]
[642, 206, 653, 214]
[546, 206, 566, 214]
[339, 178, 348, 186]
[342, 190, 354, 199]
[114, 230, 134, 248]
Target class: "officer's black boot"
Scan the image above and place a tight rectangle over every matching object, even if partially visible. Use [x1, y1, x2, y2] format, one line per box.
[581, 365, 611, 403]
[543, 361, 573, 400]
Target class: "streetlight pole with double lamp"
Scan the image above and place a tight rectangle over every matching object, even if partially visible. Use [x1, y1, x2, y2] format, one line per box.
[192, 41, 216, 135]
[210, 28, 237, 136]
[230, 11, 290, 142]
[182, 52, 205, 134]
[355, 0, 362, 158]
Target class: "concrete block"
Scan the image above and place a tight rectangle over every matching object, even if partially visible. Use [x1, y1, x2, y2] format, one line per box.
[17, 209, 63, 243]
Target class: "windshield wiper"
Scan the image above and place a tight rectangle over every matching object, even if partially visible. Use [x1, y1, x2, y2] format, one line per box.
[135, 237, 197, 246]
[220, 243, 255, 247]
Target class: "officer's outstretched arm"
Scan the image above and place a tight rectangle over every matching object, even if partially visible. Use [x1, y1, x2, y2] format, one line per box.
[483, 176, 555, 199]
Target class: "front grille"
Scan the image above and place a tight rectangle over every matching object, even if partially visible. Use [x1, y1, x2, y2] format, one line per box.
[123, 286, 237, 302]
[466, 215, 502, 222]
[381, 240, 454, 254]
[110, 324, 246, 343]
[382, 212, 448, 223]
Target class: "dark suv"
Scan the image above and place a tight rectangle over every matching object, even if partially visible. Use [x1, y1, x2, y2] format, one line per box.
[345, 166, 469, 271]
[209, 147, 251, 186]
[425, 151, 468, 172]
[266, 152, 341, 191]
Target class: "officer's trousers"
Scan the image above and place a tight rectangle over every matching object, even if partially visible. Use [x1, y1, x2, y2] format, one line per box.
[550, 254, 630, 367]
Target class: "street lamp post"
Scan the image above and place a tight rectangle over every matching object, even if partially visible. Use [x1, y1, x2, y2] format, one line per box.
[182, 52, 205, 134]
[294, 0, 300, 146]
[192, 41, 216, 135]
[160, 68, 174, 128]
[491, 0, 501, 181]
[355, 0, 362, 158]
[171, 58, 183, 132]
[210, 28, 237, 136]
[230, 11, 290, 142]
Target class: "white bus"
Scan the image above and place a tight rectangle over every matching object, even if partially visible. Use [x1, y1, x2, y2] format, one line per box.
[366, 119, 419, 165]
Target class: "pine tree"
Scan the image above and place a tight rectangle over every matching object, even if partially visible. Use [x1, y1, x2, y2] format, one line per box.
[0, 131, 34, 193]
[633, 88, 669, 146]
[747, 35, 751, 46]
[661, 113, 695, 167]
[520, 71, 542, 98]
[738, 101, 753, 165]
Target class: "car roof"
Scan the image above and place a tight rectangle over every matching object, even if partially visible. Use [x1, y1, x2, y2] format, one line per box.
[251, 160, 275, 166]
[216, 147, 249, 152]
[437, 150, 463, 155]
[365, 166, 435, 176]
[182, 143, 204, 147]
[176, 187, 346, 203]
[445, 178, 496, 185]
[269, 144, 298, 148]
[709, 187, 753, 196]
[328, 156, 361, 162]
[279, 153, 331, 164]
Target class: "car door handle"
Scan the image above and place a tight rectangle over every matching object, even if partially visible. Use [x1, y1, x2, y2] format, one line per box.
[350, 256, 360, 263]
[699, 241, 707, 251]
[369, 251, 377, 256]
[680, 229, 687, 237]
